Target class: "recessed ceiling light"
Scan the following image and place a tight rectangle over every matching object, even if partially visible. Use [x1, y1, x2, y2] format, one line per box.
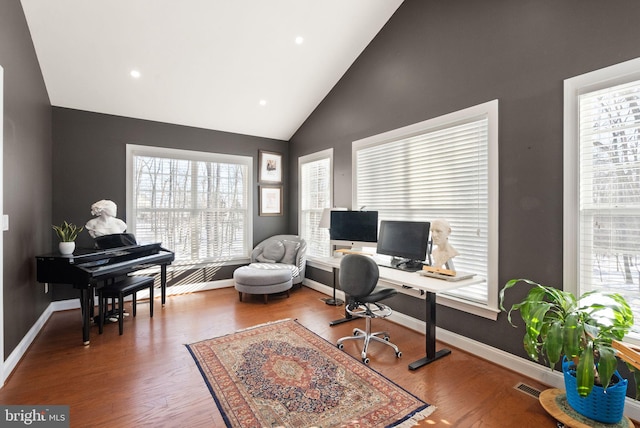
[130, 69, 141, 79]
[295, 36, 304, 45]
[259, 99, 267, 106]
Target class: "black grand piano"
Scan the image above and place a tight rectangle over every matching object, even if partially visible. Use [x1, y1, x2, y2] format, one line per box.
[36, 242, 175, 345]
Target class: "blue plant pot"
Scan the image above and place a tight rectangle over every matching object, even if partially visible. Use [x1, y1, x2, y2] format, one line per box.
[562, 357, 627, 424]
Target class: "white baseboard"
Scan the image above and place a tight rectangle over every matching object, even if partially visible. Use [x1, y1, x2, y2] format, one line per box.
[3, 304, 55, 386]
[304, 278, 340, 300]
[6, 278, 640, 421]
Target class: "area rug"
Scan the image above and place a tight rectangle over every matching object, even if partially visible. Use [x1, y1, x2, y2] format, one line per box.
[186, 319, 436, 428]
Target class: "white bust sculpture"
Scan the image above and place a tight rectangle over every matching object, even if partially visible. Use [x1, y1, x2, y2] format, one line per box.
[85, 199, 127, 238]
[430, 218, 459, 269]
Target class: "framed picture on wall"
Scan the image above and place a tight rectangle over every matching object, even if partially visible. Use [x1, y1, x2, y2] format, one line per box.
[259, 150, 283, 183]
[259, 185, 283, 216]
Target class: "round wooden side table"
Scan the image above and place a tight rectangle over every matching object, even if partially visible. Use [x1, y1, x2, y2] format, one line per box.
[539, 388, 635, 428]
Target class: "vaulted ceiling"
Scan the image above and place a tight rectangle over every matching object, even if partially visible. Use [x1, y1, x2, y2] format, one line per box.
[21, 0, 403, 140]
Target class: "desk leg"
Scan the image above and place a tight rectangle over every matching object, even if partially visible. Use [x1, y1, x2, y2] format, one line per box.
[324, 265, 343, 306]
[329, 312, 354, 326]
[408, 291, 451, 370]
[161, 264, 167, 307]
[323, 282, 343, 306]
[79, 287, 92, 345]
[328, 267, 355, 326]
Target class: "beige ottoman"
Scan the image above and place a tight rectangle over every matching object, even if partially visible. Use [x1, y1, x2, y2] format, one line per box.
[233, 265, 293, 304]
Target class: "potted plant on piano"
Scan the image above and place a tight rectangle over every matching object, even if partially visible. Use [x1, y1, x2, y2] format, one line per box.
[52, 220, 83, 255]
[500, 278, 640, 424]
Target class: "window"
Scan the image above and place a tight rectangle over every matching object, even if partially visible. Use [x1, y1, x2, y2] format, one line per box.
[354, 100, 499, 318]
[564, 57, 640, 339]
[126, 145, 252, 265]
[299, 149, 333, 258]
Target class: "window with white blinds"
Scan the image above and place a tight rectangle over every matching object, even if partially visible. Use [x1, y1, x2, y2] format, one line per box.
[126, 145, 252, 265]
[354, 100, 499, 313]
[299, 149, 333, 258]
[565, 57, 640, 339]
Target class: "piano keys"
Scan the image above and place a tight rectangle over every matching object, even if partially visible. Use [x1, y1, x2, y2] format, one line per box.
[36, 243, 175, 345]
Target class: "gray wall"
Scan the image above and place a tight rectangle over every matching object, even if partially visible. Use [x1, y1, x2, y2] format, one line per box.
[51, 108, 290, 300]
[289, 0, 640, 359]
[0, 0, 53, 357]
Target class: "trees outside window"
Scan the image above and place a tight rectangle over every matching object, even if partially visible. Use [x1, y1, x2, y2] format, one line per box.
[299, 149, 332, 258]
[127, 145, 252, 265]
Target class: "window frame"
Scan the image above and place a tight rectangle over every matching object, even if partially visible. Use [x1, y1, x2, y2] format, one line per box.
[126, 144, 253, 267]
[352, 100, 500, 319]
[564, 57, 640, 342]
[298, 149, 333, 258]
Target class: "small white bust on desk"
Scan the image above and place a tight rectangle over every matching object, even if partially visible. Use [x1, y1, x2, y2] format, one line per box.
[420, 219, 476, 281]
[85, 199, 127, 238]
[430, 218, 458, 270]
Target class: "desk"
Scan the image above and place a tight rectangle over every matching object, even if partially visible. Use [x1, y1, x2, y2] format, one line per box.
[317, 256, 482, 370]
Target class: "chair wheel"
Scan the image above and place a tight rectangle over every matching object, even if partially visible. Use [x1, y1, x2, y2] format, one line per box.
[362, 357, 370, 364]
[337, 343, 344, 349]
[353, 330, 360, 336]
[383, 336, 390, 341]
[396, 351, 402, 358]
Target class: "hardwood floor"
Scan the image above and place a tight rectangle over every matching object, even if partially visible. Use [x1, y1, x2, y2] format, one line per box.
[0, 286, 559, 427]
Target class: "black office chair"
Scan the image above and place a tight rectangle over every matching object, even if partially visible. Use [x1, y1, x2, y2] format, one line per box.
[336, 254, 402, 364]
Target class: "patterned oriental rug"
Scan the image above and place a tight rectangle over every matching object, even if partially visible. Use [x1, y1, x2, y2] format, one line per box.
[186, 319, 436, 428]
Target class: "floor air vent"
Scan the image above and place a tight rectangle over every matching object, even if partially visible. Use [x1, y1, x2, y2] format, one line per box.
[514, 382, 542, 399]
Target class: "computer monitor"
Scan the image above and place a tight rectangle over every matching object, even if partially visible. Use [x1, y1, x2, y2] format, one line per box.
[376, 220, 431, 271]
[329, 210, 378, 249]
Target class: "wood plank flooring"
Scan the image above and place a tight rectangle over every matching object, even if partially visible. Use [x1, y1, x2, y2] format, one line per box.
[0, 286, 561, 427]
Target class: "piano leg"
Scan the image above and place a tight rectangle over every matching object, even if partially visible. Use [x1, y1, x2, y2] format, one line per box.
[161, 264, 167, 307]
[79, 287, 93, 345]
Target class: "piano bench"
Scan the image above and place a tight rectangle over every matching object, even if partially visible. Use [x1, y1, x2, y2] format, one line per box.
[98, 275, 155, 335]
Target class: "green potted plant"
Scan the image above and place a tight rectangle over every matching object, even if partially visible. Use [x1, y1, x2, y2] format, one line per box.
[500, 278, 639, 423]
[52, 221, 83, 255]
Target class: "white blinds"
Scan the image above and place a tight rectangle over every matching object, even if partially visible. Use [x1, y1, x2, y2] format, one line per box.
[355, 116, 490, 303]
[578, 80, 640, 293]
[300, 154, 332, 257]
[129, 146, 251, 264]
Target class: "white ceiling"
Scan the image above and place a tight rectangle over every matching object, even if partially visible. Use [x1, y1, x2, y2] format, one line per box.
[20, 0, 403, 141]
